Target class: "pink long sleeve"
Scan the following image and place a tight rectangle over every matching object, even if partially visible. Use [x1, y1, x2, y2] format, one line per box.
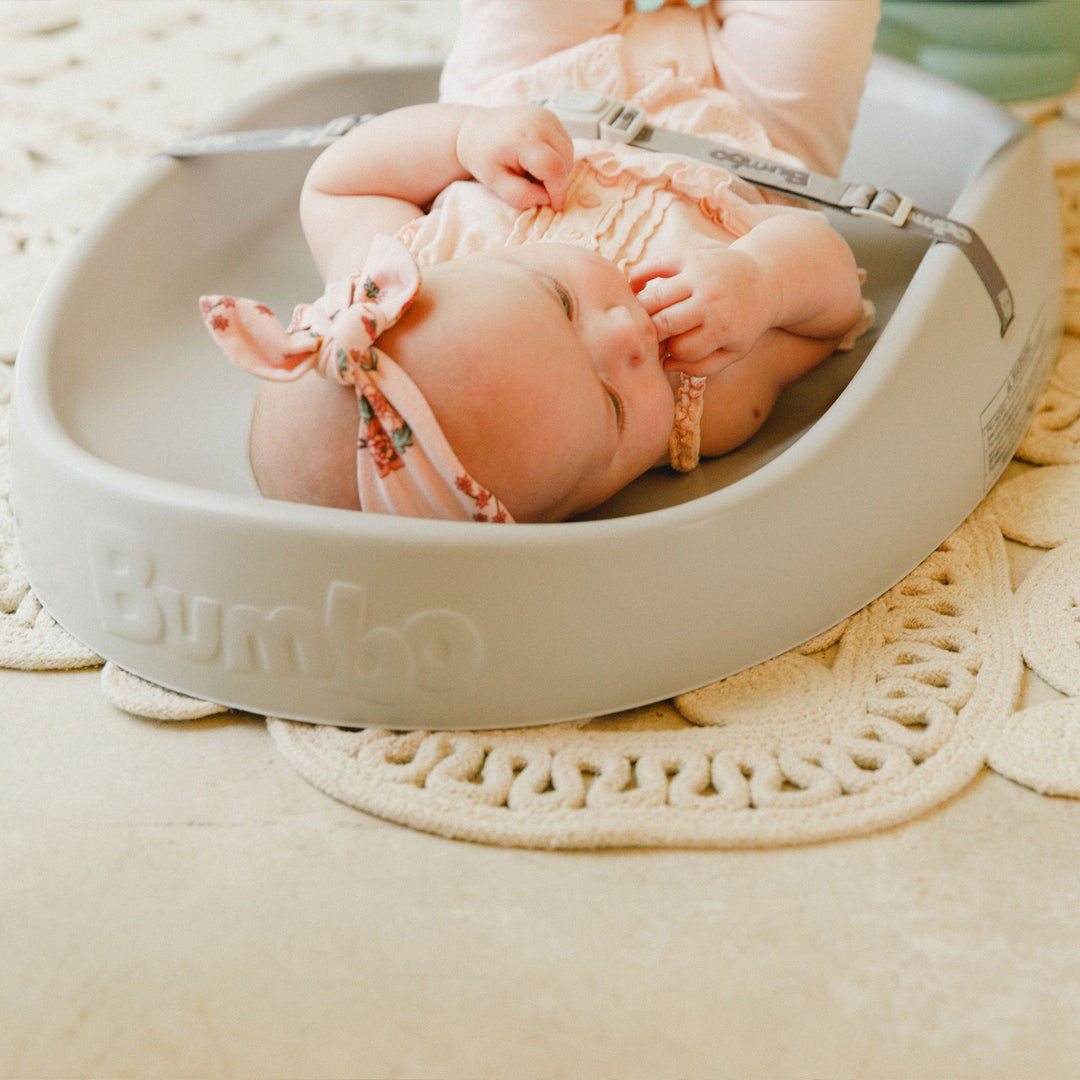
[708, 0, 880, 175]
[441, 0, 879, 177]
[439, 0, 628, 103]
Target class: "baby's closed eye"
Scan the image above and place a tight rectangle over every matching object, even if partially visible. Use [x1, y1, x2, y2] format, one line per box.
[552, 280, 574, 319]
[605, 385, 625, 432]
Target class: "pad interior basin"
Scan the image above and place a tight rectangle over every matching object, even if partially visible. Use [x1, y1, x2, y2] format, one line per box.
[10, 56, 1062, 729]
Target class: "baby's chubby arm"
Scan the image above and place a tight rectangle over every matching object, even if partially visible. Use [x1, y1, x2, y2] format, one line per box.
[629, 207, 865, 376]
[301, 103, 573, 281]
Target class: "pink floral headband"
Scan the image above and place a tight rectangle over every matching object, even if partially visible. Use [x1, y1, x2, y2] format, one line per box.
[200, 234, 513, 522]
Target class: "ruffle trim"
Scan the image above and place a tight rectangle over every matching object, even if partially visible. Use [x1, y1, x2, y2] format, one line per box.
[668, 373, 707, 472]
[578, 141, 765, 239]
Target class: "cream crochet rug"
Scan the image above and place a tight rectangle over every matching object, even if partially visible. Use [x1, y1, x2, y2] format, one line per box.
[4, 1, 1080, 849]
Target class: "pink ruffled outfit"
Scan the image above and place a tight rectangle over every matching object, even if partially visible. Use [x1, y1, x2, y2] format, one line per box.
[404, 1, 878, 470]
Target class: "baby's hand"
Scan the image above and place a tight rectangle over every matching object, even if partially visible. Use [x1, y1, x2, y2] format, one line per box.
[630, 247, 779, 376]
[456, 104, 574, 212]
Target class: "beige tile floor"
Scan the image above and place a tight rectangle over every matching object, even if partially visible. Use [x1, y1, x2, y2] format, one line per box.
[4, 663, 1080, 1079]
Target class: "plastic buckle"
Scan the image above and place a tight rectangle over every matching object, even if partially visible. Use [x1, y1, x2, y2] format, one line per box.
[320, 114, 362, 139]
[536, 91, 646, 144]
[280, 114, 361, 148]
[850, 187, 914, 229]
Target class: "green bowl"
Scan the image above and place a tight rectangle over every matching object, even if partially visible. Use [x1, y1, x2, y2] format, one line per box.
[878, 0, 1080, 100]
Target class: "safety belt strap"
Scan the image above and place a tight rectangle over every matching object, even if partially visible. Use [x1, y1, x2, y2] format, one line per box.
[162, 113, 368, 155]
[162, 90, 1015, 335]
[537, 91, 1015, 336]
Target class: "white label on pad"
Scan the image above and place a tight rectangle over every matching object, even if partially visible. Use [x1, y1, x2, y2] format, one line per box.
[980, 306, 1054, 489]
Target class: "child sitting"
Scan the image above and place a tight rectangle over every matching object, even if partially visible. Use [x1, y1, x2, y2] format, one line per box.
[201, 0, 878, 523]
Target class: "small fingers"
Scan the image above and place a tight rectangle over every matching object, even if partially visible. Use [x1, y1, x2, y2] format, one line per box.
[629, 255, 683, 294]
[532, 108, 575, 157]
[486, 170, 548, 209]
[518, 142, 572, 209]
[663, 332, 745, 376]
[663, 345, 735, 377]
[635, 275, 693, 320]
[662, 326, 717, 371]
[645, 291, 710, 350]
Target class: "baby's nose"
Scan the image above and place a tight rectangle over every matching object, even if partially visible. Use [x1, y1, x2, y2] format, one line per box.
[601, 305, 652, 369]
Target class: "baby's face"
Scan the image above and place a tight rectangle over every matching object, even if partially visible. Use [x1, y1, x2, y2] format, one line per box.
[402, 243, 675, 521]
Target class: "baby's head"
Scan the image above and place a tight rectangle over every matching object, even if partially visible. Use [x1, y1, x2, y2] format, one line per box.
[213, 238, 676, 523]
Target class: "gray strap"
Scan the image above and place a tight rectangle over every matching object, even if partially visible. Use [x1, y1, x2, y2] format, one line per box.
[538, 91, 1015, 336]
[161, 113, 369, 157]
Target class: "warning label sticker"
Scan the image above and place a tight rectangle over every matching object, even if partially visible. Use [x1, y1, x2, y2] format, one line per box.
[981, 307, 1055, 488]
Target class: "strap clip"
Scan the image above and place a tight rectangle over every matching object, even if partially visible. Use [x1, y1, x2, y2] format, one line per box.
[535, 91, 647, 144]
[847, 186, 915, 229]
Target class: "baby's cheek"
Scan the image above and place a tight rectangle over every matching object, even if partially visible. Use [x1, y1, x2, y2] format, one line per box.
[644, 377, 680, 459]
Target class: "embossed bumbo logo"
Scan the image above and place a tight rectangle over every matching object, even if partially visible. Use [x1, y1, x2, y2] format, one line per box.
[88, 526, 483, 703]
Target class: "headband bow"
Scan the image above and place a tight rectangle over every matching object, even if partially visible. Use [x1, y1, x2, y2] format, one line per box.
[200, 234, 513, 523]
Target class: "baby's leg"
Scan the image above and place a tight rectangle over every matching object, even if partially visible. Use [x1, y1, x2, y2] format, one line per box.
[440, 0, 627, 103]
[707, 0, 880, 175]
[696, 328, 838, 457]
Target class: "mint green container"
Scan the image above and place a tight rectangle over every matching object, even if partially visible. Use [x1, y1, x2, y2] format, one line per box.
[878, 1, 1080, 100]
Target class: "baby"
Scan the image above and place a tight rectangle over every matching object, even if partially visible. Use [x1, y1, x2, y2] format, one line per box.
[202, 0, 878, 523]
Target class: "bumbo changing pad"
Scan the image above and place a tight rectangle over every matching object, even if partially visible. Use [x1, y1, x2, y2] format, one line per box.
[10, 56, 1063, 731]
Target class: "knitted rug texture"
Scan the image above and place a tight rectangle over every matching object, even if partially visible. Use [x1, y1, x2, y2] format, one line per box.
[3, 1, 1080, 848]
